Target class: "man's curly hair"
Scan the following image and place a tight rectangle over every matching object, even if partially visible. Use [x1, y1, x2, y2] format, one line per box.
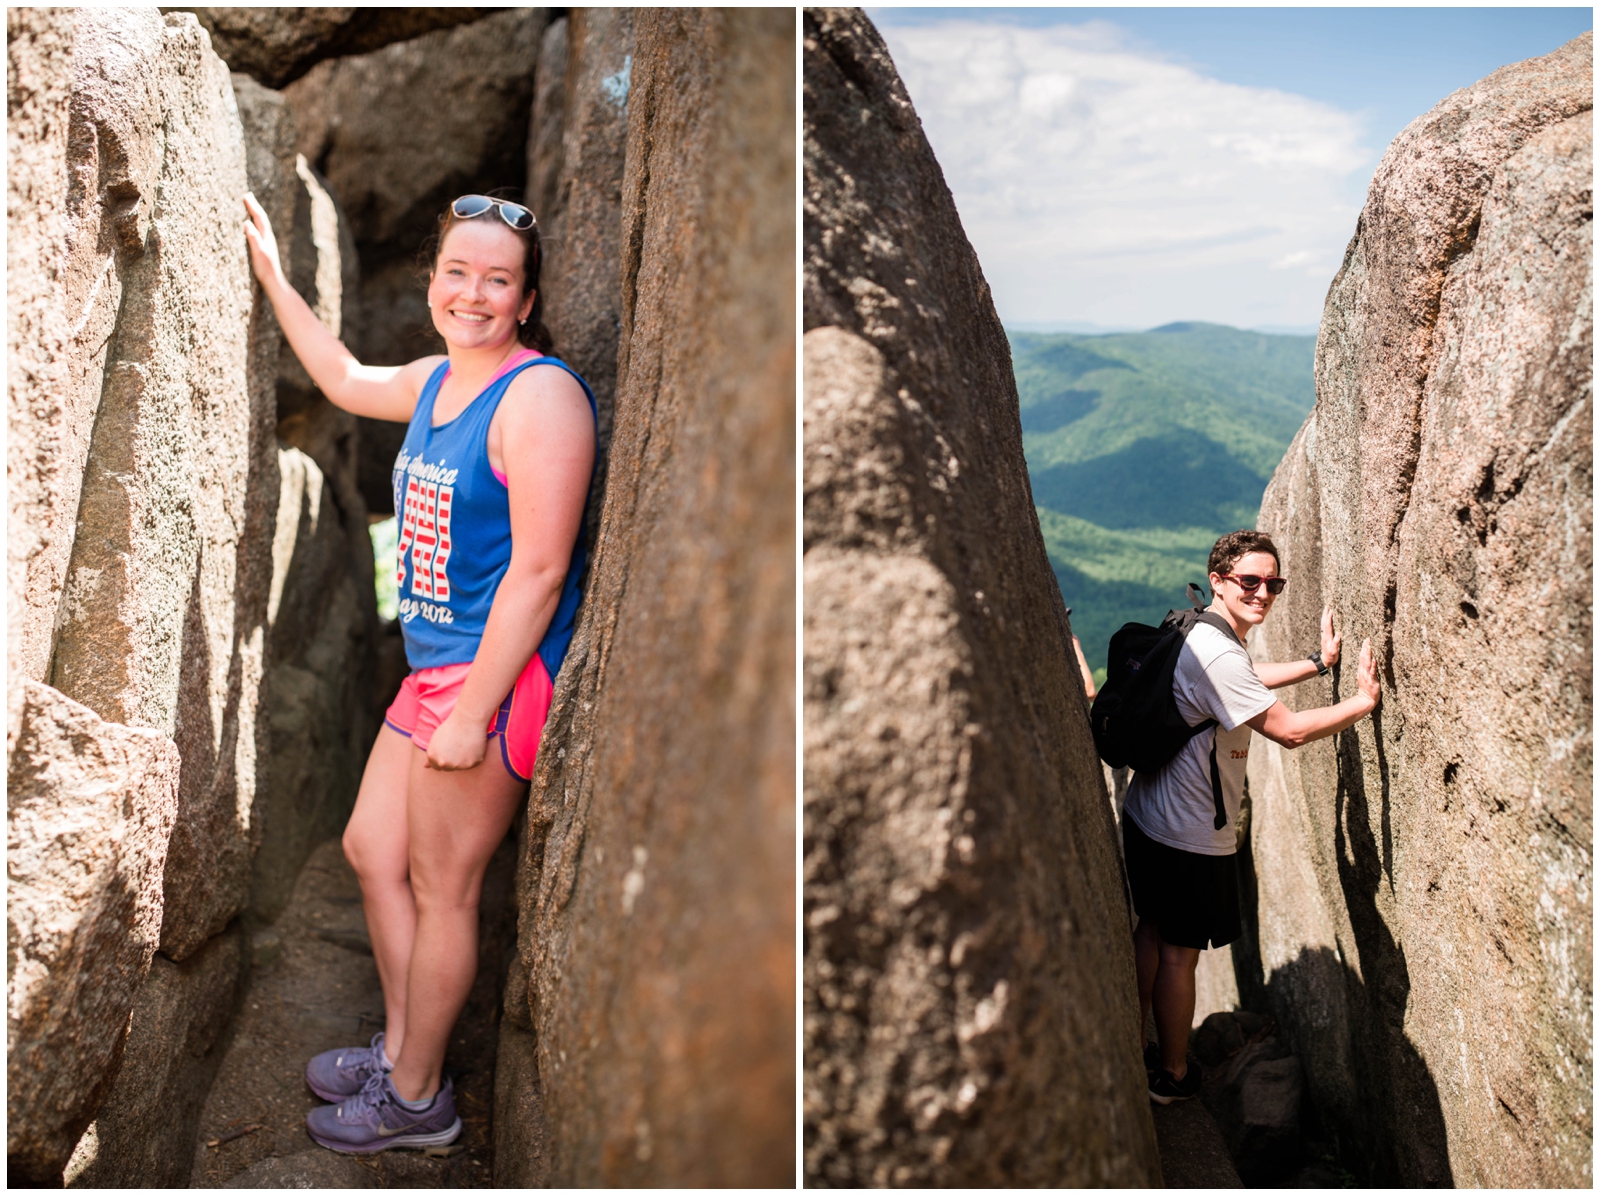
[1208, 529, 1280, 578]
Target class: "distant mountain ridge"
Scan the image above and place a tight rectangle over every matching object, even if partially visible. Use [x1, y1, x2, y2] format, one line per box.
[1010, 321, 1316, 674]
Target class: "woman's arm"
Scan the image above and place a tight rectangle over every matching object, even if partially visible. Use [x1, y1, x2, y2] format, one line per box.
[423, 367, 597, 771]
[243, 193, 430, 423]
[1254, 604, 1342, 689]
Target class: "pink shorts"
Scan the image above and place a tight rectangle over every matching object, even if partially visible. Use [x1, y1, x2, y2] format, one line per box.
[384, 654, 554, 782]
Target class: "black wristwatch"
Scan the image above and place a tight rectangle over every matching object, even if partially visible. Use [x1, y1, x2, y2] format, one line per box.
[1308, 650, 1330, 676]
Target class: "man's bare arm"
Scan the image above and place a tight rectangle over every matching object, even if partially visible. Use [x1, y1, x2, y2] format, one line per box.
[1253, 604, 1342, 690]
[1247, 638, 1380, 749]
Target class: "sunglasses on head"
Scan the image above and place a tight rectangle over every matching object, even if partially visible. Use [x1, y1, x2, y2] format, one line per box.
[451, 194, 536, 231]
[1221, 573, 1287, 595]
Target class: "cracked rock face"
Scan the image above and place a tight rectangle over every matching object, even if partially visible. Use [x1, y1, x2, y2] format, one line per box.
[500, 10, 796, 1187]
[6, 681, 182, 1184]
[525, 10, 634, 550]
[1247, 33, 1591, 1188]
[803, 9, 1160, 1187]
[9, 9, 377, 1183]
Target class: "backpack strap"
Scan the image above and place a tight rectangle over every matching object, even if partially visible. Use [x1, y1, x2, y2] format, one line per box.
[1193, 610, 1241, 646]
[1186, 607, 1236, 830]
[1208, 735, 1227, 831]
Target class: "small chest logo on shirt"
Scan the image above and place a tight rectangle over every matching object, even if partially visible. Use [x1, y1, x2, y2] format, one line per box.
[1230, 749, 1249, 760]
[394, 455, 455, 605]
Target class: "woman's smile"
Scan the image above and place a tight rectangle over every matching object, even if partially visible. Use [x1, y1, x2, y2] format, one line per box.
[428, 219, 533, 346]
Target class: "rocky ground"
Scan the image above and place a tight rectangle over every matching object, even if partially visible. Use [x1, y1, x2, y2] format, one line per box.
[1148, 1009, 1357, 1189]
[186, 835, 518, 1188]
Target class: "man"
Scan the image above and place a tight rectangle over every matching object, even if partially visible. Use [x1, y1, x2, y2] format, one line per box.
[1122, 529, 1381, 1103]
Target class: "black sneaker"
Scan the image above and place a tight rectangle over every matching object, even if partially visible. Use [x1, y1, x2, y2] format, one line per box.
[1148, 1063, 1202, 1105]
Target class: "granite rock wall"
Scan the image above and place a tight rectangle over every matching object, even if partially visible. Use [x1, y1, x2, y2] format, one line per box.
[1244, 33, 1592, 1188]
[7, 680, 183, 1184]
[802, 8, 1160, 1186]
[525, 9, 635, 546]
[170, 7, 501, 89]
[7, 9, 375, 1183]
[495, 8, 796, 1186]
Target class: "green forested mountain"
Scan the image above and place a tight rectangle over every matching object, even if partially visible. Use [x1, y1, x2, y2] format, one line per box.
[1011, 322, 1316, 678]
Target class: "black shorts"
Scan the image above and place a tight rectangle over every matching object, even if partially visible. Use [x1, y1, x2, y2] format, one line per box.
[1123, 815, 1241, 950]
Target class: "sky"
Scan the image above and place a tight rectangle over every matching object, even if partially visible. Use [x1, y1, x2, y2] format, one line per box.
[867, 7, 1593, 332]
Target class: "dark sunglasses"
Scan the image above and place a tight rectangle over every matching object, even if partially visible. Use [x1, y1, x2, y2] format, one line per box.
[451, 194, 536, 231]
[1221, 573, 1287, 595]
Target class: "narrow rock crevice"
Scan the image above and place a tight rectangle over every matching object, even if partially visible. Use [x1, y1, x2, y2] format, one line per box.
[11, 7, 793, 1188]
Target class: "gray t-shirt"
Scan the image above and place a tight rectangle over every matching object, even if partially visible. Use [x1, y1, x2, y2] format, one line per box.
[1124, 621, 1276, 856]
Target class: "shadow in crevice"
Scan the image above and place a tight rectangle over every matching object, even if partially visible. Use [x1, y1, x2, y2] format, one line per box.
[1230, 748, 1454, 1188]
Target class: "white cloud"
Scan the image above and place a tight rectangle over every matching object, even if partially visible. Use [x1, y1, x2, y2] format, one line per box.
[875, 18, 1370, 328]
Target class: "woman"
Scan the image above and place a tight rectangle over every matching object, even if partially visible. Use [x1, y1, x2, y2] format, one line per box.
[243, 191, 597, 1153]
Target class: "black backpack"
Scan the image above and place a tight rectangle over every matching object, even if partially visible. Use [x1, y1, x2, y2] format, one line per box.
[1089, 585, 1239, 831]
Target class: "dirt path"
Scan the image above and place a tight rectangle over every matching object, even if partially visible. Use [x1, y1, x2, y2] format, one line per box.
[188, 835, 518, 1188]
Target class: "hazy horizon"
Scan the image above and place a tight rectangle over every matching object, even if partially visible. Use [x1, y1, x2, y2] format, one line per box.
[870, 7, 1593, 330]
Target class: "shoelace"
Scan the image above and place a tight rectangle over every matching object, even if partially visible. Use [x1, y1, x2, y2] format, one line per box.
[339, 1070, 396, 1122]
[337, 1035, 383, 1078]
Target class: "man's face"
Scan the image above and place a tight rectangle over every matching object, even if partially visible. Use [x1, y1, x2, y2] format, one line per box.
[1210, 550, 1281, 630]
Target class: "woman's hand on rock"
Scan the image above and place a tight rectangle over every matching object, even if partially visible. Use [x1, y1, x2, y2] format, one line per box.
[242, 193, 285, 288]
[424, 709, 489, 772]
[1319, 605, 1341, 667]
[1355, 639, 1380, 708]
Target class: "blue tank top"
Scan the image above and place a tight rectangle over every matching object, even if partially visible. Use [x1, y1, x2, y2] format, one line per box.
[392, 355, 597, 678]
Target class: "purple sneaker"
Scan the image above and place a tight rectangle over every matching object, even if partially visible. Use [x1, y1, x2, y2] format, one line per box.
[306, 1031, 391, 1102]
[306, 1071, 461, 1154]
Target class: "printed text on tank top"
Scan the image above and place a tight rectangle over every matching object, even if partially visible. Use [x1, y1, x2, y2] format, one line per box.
[391, 353, 597, 680]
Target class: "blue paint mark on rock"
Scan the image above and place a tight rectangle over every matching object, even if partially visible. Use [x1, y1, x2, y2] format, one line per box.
[600, 54, 632, 108]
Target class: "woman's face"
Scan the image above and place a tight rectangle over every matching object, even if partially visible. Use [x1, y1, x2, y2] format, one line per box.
[427, 219, 536, 352]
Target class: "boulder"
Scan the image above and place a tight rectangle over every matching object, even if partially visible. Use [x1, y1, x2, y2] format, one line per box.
[501, 10, 795, 1186]
[6, 680, 182, 1185]
[16, 10, 277, 967]
[11, 8, 168, 698]
[63, 926, 246, 1187]
[524, 18, 568, 237]
[250, 447, 376, 924]
[1191, 1010, 1250, 1068]
[1203, 1038, 1304, 1185]
[283, 9, 545, 267]
[526, 9, 634, 541]
[1247, 33, 1592, 1188]
[492, 1022, 550, 1185]
[802, 9, 1159, 1187]
[169, 8, 502, 89]
[42, 10, 279, 964]
[233, 73, 362, 431]
[232, 74, 377, 925]
[1148, 1098, 1243, 1188]
[6, 7, 75, 713]
[9, 10, 382, 1183]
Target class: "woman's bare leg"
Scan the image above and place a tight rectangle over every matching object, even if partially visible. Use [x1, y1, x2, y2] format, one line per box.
[388, 744, 525, 1103]
[342, 725, 418, 1060]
